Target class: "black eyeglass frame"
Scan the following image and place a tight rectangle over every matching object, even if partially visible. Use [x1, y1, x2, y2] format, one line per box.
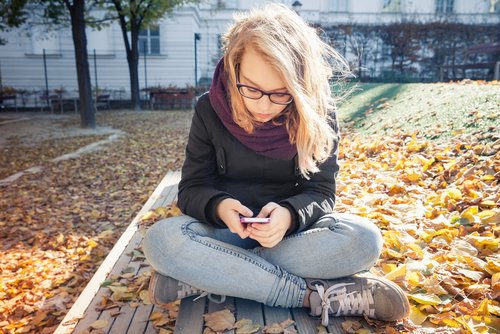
[235, 65, 294, 105]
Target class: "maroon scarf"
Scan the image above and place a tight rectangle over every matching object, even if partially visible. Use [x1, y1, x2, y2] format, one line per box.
[208, 58, 297, 160]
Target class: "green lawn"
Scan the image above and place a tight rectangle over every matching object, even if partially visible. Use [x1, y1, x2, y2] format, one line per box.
[336, 82, 500, 142]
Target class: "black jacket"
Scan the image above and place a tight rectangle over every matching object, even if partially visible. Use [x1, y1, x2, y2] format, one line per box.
[177, 93, 339, 234]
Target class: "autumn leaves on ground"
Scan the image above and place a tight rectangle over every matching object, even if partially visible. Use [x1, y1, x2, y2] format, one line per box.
[0, 81, 499, 334]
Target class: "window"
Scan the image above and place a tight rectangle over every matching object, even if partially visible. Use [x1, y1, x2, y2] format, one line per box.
[30, 29, 60, 55]
[139, 25, 160, 55]
[436, 0, 454, 13]
[383, 0, 401, 12]
[491, 0, 500, 13]
[331, 0, 348, 11]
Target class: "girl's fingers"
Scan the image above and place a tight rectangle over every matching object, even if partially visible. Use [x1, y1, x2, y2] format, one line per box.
[256, 202, 278, 218]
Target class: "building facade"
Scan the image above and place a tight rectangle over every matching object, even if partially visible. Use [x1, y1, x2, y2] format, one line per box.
[0, 0, 498, 99]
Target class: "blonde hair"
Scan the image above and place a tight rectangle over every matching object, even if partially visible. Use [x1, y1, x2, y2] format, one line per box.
[222, 3, 349, 178]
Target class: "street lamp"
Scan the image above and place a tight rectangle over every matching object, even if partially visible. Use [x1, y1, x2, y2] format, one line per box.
[194, 33, 201, 93]
[292, 1, 302, 13]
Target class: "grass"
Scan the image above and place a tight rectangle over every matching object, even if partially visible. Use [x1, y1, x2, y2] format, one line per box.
[336, 81, 500, 142]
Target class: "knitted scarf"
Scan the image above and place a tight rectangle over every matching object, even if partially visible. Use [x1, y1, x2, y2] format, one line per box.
[208, 58, 297, 160]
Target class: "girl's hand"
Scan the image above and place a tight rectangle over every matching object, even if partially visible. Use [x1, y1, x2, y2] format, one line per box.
[216, 198, 253, 239]
[248, 202, 291, 248]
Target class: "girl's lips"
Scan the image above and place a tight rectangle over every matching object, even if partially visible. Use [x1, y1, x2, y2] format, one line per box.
[256, 113, 272, 119]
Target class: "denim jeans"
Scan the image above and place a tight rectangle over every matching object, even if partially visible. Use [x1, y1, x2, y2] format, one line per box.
[142, 213, 383, 308]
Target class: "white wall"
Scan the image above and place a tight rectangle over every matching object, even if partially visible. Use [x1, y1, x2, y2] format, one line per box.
[0, 0, 498, 96]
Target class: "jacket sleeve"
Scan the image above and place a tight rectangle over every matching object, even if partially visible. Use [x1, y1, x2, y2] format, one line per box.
[279, 118, 340, 234]
[279, 153, 339, 233]
[177, 104, 232, 227]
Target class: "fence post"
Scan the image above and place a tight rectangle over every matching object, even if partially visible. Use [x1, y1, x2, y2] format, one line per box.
[43, 49, 49, 107]
[93, 49, 98, 105]
[143, 40, 148, 97]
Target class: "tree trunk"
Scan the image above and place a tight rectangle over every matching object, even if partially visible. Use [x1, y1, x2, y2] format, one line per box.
[128, 19, 141, 111]
[69, 0, 96, 128]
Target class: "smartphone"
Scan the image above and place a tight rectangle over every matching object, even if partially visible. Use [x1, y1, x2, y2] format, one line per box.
[240, 217, 271, 224]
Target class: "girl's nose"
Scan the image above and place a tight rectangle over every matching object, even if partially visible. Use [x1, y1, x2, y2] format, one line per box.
[257, 94, 273, 110]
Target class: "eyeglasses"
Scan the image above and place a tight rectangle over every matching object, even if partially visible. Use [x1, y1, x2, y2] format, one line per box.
[236, 83, 294, 105]
[235, 65, 294, 105]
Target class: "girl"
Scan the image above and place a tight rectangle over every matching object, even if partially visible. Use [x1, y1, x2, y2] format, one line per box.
[143, 4, 409, 327]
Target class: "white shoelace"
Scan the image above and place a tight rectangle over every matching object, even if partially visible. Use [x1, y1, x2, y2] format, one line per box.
[316, 283, 375, 326]
[177, 281, 203, 299]
[178, 282, 226, 304]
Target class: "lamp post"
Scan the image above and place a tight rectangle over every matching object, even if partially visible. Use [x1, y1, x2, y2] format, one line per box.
[292, 0, 302, 13]
[194, 33, 201, 93]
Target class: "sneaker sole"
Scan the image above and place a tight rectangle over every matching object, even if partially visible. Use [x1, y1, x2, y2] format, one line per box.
[356, 273, 410, 321]
[148, 271, 173, 307]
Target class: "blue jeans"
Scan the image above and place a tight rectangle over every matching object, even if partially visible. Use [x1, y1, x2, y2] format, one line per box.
[142, 213, 383, 308]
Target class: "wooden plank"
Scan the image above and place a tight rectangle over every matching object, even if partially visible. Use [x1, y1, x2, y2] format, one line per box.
[207, 297, 235, 334]
[72, 231, 145, 332]
[291, 307, 323, 333]
[103, 260, 144, 334]
[235, 298, 264, 326]
[174, 297, 206, 333]
[262, 305, 293, 325]
[104, 173, 182, 334]
[55, 171, 181, 334]
[113, 266, 155, 334]
[143, 306, 162, 334]
[327, 317, 346, 334]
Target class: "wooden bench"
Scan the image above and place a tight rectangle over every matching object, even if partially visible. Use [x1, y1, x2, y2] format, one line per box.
[95, 94, 111, 112]
[55, 170, 368, 334]
[150, 93, 195, 110]
[0, 93, 18, 111]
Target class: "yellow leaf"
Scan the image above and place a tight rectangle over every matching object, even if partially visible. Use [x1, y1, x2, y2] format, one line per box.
[492, 273, 500, 299]
[407, 139, 428, 152]
[443, 188, 462, 201]
[90, 319, 108, 329]
[487, 258, 500, 272]
[87, 239, 98, 248]
[408, 293, 442, 305]
[404, 169, 421, 182]
[456, 268, 484, 282]
[481, 175, 495, 181]
[149, 311, 163, 321]
[461, 206, 479, 223]
[382, 263, 397, 274]
[479, 200, 496, 207]
[384, 264, 406, 281]
[140, 210, 156, 221]
[489, 303, 500, 317]
[140, 289, 151, 304]
[478, 210, 499, 223]
[409, 305, 427, 325]
[406, 271, 422, 287]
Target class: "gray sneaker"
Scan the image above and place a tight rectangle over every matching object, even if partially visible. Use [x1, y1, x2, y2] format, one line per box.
[149, 271, 204, 305]
[307, 273, 410, 326]
[148, 271, 225, 306]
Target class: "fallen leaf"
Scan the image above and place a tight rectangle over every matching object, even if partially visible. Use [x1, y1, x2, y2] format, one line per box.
[89, 319, 108, 329]
[203, 309, 235, 332]
[234, 318, 260, 333]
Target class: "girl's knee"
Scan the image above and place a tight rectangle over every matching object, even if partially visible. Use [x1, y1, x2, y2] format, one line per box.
[142, 215, 193, 260]
[335, 213, 384, 268]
